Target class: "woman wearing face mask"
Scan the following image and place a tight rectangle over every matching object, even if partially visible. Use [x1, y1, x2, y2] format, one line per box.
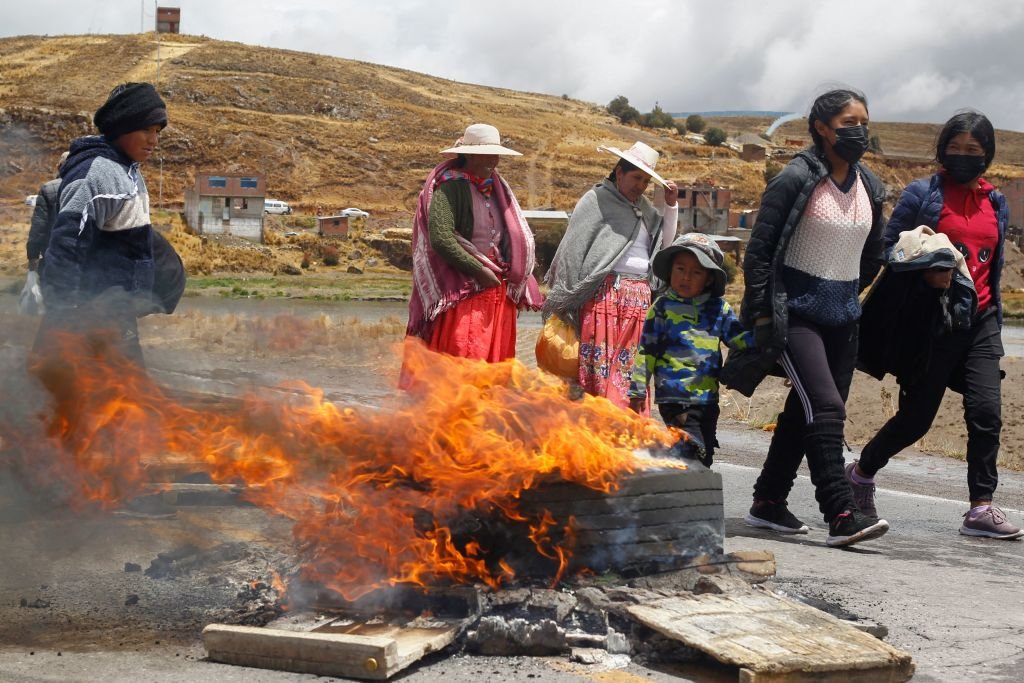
[543, 141, 678, 411]
[721, 88, 889, 547]
[847, 111, 1022, 540]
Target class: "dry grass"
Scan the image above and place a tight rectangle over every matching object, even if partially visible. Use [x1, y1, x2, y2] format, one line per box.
[5, 33, 1021, 223]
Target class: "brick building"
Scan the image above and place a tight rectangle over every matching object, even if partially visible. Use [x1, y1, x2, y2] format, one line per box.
[677, 184, 732, 235]
[184, 172, 266, 242]
[156, 7, 180, 33]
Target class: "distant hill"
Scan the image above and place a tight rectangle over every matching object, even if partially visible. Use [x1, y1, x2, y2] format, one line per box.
[1, 32, 1022, 223]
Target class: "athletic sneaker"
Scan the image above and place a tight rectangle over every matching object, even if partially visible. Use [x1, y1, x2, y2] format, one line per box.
[959, 506, 1024, 540]
[845, 462, 877, 517]
[827, 509, 889, 547]
[744, 500, 810, 534]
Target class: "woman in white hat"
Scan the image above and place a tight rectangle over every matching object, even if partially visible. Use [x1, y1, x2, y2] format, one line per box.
[404, 123, 541, 370]
[543, 141, 678, 412]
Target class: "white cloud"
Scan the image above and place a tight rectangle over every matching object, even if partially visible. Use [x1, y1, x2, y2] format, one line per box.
[874, 72, 967, 117]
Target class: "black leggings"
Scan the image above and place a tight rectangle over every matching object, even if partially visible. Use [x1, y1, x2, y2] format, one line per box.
[859, 311, 1002, 502]
[753, 316, 858, 519]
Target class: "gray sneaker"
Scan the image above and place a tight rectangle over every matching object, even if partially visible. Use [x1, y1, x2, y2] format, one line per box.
[960, 506, 1024, 540]
[845, 462, 877, 518]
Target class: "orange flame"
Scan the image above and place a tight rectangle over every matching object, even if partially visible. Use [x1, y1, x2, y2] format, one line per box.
[14, 333, 682, 600]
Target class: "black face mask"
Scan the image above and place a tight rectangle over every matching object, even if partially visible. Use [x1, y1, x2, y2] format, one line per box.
[943, 154, 987, 184]
[830, 125, 870, 164]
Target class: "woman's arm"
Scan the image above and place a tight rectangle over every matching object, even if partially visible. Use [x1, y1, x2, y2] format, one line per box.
[656, 181, 680, 248]
[427, 181, 485, 276]
[740, 163, 803, 325]
[883, 181, 927, 253]
[858, 169, 887, 292]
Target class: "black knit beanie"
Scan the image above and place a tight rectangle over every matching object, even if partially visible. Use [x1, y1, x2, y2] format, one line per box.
[93, 82, 168, 141]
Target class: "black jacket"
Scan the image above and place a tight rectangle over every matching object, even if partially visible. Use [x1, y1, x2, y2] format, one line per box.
[27, 178, 61, 264]
[720, 149, 887, 396]
[857, 253, 976, 388]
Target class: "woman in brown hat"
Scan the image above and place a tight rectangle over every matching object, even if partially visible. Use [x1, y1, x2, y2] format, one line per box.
[404, 124, 542, 371]
[543, 141, 678, 411]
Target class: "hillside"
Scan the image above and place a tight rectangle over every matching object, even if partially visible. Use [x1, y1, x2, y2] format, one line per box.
[4, 32, 1022, 219]
[3, 30, 1024, 281]
[0, 32, 761, 215]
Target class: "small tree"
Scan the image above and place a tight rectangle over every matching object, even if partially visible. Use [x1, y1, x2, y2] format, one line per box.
[685, 114, 706, 134]
[869, 134, 884, 154]
[675, 121, 687, 135]
[607, 95, 640, 124]
[705, 127, 728, 147]
[642, 104, 675, 129]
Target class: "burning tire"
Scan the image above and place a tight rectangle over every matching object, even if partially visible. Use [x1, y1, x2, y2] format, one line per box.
[519, 464, 724, 575]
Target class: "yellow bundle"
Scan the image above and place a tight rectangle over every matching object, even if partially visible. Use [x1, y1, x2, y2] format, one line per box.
[535, 314, 579, 379]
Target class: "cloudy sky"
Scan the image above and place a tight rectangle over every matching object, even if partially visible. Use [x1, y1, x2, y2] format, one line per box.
[3, 0, 1023, 131]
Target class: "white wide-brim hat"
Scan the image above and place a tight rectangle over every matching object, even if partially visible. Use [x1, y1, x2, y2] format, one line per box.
[598, 140, 668, 187]
[441, 123, 522, 156]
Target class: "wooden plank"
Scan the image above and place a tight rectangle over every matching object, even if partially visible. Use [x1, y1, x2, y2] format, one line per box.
[567, 500, 723, 530]
[203, 624, 394, 680]
[203, 623, 458, 680]
[625, 591, 914, 682]
[312, 622, 460, 673]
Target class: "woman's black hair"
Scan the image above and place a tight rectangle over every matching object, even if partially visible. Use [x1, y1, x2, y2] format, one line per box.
[807, 88, 868, 149]
[454, 153, 468, 168]
[607, 158, 640, 182]
[935, 109, 996, 169]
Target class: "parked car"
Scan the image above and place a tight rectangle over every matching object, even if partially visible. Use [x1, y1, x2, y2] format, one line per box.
[339, 207, 369, 218]
[25, 194, 38, 207]
[264, 199, 292, 215]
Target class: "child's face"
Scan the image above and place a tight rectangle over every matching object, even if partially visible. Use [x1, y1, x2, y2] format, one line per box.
[114, 124, 162, 163]
[670, 250, 710, 298]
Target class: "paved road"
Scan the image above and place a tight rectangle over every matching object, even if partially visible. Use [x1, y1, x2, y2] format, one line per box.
[716, 425, 1024, 683]
[1, 423, 1022, 682]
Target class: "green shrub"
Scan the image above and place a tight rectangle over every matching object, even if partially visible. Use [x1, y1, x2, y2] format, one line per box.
[705, 127, 727, 146]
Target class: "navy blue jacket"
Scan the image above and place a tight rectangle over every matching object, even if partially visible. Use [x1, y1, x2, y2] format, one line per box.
[42, 135, 178, 314]
[884, 173, 1008, 325]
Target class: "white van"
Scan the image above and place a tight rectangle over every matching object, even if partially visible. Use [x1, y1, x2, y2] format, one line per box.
[264, 199, 292, 215]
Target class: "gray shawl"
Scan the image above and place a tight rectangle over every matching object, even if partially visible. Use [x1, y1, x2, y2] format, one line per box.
[543, 178, 665, 329]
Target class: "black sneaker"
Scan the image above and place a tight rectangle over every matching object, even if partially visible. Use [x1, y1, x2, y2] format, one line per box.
[827, 509, 889, 547]
[744, 500, 809, 534]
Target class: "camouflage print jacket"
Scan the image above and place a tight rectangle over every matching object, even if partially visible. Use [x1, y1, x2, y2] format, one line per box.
[628, 290, 754, 405]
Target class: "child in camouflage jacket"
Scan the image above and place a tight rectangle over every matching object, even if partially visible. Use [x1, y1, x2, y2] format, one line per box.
[628, 233, 753, 465]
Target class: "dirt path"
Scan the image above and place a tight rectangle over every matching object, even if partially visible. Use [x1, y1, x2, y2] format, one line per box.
[122, 41, 203, 83]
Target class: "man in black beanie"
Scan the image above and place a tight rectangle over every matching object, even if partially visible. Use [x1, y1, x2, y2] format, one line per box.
[35, 81, 183, 367]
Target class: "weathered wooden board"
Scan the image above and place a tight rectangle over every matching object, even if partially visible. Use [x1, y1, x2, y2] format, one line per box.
[203, 622, 458, 680]
[626, 589, 914, 682]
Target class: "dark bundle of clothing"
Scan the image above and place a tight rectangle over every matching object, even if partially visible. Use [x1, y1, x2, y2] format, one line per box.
[858, 226, 977, 388]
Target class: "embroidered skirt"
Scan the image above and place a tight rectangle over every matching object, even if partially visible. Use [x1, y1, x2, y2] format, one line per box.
[426, 281, 517, 361]
[577, 273, 651, 412]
